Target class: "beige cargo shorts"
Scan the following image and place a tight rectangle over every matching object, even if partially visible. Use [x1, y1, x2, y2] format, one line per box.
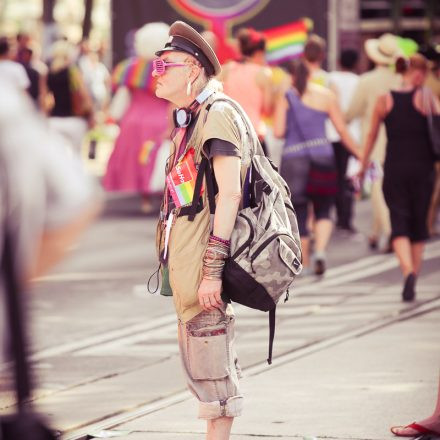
[177, 304, 243, 419]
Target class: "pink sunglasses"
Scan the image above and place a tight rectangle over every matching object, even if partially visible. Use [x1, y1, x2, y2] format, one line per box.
[152, 58, 187, 76]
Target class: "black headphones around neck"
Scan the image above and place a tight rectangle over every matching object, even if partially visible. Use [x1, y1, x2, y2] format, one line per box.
[173, 88, 215, 128]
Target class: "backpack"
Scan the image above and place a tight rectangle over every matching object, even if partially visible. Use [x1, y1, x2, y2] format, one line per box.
[187, 97, 302, 364]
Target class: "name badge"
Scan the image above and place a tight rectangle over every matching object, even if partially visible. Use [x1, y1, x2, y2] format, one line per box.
[166, 148, 202, 208]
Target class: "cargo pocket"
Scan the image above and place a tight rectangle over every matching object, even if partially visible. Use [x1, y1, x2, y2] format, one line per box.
[187, 324, 230, 380]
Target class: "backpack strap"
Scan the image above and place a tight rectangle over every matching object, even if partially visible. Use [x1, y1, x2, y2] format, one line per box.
[187, 156, 216, 221]
[268, 307, 276, 365]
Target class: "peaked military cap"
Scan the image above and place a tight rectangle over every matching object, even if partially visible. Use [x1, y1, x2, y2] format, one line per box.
[155, 21, 221, 77]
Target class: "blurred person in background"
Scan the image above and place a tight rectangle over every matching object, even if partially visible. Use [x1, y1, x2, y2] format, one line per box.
[346, 33, 402, 252]
[103, 22, 171, 213]
[0, 78, 98, 367]
[220, 27, 273, 155]
[328, 49, 361, 233]
[262, 63, 291, 167]
[0, 36, 30, 92]
[16, 33, 49, 111]
[361, 54, 439, 302]
[303, 34, 328, 87]
[46, 39, 94, 154]
[18, 45, 46, 110]
[273, 59, 361, 276]
[15, 32, 32, 64]
[78, 39, 111, 114]
[78, 39, 111, 160]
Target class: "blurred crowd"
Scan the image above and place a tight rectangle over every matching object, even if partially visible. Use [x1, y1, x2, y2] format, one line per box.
[1, 24, 440, 286]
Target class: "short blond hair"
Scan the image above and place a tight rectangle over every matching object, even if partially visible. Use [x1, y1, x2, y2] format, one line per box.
[304, 34, 326, 63]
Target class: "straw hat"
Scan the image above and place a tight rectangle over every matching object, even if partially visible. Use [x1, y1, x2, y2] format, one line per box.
[155, 21, 221, 77]
[364, 33, 402, 65]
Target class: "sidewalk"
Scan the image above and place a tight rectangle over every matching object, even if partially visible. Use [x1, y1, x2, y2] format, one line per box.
[84, 305, 440, 439]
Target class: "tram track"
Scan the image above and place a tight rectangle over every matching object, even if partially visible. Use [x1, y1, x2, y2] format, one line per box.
[1, 241, 439, 437]
[13, 240, 440, 367]
[61, 296, 440, 440]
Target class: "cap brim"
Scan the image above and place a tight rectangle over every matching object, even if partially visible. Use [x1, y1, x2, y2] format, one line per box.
[156, 21, 221, 76]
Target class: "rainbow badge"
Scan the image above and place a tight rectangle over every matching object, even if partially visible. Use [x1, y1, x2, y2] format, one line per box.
[166, 148, 201, 208]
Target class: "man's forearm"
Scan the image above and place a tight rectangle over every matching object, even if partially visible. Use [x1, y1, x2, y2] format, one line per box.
[212, 193, 241, 240]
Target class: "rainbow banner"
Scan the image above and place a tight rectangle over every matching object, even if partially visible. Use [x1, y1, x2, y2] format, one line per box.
[166, 148, 200, 208]
[263, 18, 313, 65]
[111, 57, 154, 92]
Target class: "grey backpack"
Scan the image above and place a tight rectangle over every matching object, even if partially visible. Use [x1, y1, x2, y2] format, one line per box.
[188, 98, 302, 364]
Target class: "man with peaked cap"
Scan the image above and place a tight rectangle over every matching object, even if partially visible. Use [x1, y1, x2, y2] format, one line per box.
[152, 21, 257, 439]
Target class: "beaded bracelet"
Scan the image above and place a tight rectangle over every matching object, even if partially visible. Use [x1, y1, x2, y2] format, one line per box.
[210, 234, 231, 246]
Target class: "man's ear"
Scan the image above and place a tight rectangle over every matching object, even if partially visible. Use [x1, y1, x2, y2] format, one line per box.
[190, 64, 201, 83]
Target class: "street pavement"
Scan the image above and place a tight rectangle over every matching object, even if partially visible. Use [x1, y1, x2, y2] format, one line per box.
[0, 194, 439, 440]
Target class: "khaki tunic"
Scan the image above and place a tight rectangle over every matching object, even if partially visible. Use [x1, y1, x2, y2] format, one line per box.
[158, 93, 252, 323]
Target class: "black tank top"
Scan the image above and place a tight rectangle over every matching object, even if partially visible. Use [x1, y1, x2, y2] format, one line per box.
[384, 89, 434, 168]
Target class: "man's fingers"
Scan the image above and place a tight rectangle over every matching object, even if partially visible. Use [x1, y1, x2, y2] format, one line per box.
[201, 295, 213, 311]
[214, 291, 223, 306]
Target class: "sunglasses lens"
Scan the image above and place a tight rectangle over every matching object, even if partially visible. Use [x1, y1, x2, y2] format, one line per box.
[152, 59, 165, 75]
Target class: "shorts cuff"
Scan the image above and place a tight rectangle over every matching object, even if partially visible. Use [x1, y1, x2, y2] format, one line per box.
[198, 395, 243, 419]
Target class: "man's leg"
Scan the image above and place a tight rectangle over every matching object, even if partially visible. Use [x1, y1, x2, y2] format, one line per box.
[207, 417, 234, 440]
[178, 307, 242, 440]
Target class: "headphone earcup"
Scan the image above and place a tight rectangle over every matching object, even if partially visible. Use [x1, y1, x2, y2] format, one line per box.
[173, 107, 192, 128]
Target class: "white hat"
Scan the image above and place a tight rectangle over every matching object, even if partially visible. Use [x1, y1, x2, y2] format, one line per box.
[49, 40, 77, 71]
[365, 33, 402, 65]
[134, 22, 170, 60]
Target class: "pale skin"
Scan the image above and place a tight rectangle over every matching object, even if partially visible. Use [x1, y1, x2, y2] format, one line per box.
[361, 68, 440, 281]
[154, 51, 240, 440]
[273, 80, 361, 268]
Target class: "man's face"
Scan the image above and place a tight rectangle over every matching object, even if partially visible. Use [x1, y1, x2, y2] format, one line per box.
[153, 51, 198, 103]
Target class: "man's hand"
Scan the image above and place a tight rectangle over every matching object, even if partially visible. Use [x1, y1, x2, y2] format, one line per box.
[198, 278, 223, 311]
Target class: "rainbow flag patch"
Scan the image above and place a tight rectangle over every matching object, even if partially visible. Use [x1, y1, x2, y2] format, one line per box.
[166, 148, 200, 208]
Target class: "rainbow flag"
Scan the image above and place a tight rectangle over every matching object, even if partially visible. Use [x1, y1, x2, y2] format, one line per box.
[263, 18, 313, 65]
[166, 148, 200, 208]
[111, 57, 154, 92]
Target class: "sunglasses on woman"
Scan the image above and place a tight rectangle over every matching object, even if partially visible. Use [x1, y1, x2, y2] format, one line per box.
[152, 58, 187, 76]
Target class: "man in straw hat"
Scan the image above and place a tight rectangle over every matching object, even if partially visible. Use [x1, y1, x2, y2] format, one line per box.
[346, 33, 402, 252]
[152, 21, 256, 439]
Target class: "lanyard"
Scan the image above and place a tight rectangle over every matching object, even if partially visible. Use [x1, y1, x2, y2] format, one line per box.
[161, 127, 189, 262]
[163, 127, 187, 218]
